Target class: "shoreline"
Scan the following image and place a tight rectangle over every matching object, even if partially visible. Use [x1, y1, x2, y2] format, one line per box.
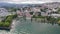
[10, 18, 17, 31]
[0, 18, 17, 31]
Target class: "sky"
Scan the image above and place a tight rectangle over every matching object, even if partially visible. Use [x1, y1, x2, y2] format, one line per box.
[0, 0, 60, 4]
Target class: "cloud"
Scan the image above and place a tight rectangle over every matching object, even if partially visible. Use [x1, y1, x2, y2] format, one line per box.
[0, 0, 45, 4]
[0, 0, 60, 2]
[0, 0, 60, 4]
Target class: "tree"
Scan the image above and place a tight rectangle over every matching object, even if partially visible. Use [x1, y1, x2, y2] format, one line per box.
[0, 22, 3, 27]
[29, 12, 33, 15]
[3, 22, 10, 27]
[57, 8, 60, 13]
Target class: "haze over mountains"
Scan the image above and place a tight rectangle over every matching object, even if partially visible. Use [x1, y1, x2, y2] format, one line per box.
[42, 2, 60, 8]
[0, 2, 60, 8]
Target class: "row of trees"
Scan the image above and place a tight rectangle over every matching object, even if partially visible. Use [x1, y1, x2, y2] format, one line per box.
[32, 15, 60, 24]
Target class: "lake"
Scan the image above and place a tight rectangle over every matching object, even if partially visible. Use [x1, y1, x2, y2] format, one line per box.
[0, 18, 60, 34]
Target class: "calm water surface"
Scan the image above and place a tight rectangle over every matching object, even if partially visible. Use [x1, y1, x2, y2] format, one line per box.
[0, 18, 60, 34]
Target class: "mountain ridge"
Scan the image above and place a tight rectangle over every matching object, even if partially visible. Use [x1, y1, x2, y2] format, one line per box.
[0, 2, 60, 8]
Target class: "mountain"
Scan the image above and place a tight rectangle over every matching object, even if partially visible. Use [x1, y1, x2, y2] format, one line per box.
[0, 2, 15, 8]
[0, 2, 29, 8]
[41, 2, 60, 8]
[0, 2, 60, 8]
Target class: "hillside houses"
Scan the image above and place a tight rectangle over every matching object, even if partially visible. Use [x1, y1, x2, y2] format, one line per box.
[0, 4, 59, 19]
[16, 5, 60, 19]
[0, 8, 9, 17]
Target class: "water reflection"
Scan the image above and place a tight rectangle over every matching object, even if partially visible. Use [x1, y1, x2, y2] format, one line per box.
[0, 17, 60, 34]
[14, 17, 60, 34]
[30, 18, 60, 26]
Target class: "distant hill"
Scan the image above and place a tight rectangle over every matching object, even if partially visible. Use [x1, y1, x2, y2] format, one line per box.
[0, 2, 60, 8]
[0, 2, 29, 8]
[41, 2, 60, 8]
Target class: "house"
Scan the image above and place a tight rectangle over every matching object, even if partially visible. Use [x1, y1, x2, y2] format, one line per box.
[51, 8, 58, 13]
[24, 10, 32, 19]
[16, 10, 23, 17]
[41, 12, 48, 16]
[31, 7, 41, 12]
[52, 8, 57, 12]
[31, 7, 41, 16]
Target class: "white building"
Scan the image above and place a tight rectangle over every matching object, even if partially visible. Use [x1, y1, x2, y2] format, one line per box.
[41, 12, 48, 16]
[16, 10, 23, 17]
[50, 14, 60, 18]
[0, 8, 9, 17]
[52, 8, 58, 12]
[31, 7, 41, 12]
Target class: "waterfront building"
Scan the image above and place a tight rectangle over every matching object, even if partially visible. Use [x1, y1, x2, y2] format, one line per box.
[50, 14, 60, 18]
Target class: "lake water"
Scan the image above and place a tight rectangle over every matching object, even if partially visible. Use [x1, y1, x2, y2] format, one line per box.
[0, 18, 60, 34]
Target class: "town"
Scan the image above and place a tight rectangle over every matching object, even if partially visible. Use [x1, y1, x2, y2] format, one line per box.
[0, 4, 60, 30]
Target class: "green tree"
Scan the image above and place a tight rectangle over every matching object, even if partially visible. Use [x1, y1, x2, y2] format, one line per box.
[3, 22, 10, 27]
